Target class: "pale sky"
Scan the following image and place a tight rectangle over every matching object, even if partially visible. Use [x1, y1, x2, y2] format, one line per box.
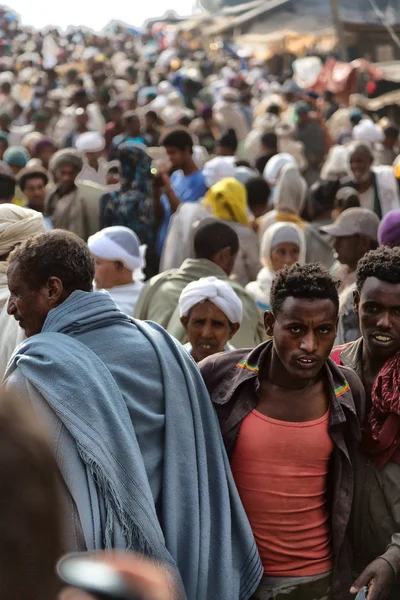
[10, 0, 193, 31]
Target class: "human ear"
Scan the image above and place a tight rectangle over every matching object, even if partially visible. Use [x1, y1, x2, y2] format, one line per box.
[264, 310, 275, 336]
[47, 276, 64, 307]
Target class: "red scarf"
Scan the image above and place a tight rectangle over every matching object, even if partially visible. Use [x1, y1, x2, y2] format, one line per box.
[362, 350, 400, 468]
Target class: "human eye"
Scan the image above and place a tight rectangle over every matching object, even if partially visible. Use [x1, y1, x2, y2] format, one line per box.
[289, 326, 301, 334]
[364, 303, 379, 314]
[318, 326, 332, 334]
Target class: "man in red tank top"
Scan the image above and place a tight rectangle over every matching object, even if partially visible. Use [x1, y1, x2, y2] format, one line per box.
[200, 263, 365, 600]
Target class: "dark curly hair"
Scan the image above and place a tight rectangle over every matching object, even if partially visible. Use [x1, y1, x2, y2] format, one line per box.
[8, 229, 94, 294]
[356, 246, 400, 292]
[270, 263, 339, 315]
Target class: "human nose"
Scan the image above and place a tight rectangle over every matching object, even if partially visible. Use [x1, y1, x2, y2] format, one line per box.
[7, 296, 15, 315]
[300, 331, 317, 353]
[377, 311, 391, 330]
[200, 323, 214, 339]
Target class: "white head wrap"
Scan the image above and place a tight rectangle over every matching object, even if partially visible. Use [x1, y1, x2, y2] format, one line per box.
[235, 166, 256, 185]
[263, 153, 297, 186]
[352, 119, 384, 143]
[179, 276, 243, 325]
[0, 204, 45, 258]
[203, 156, 236, 188]
[76, 132, 106, 153]
[260, 222, 306, 270]
[88, 226, 146, 282]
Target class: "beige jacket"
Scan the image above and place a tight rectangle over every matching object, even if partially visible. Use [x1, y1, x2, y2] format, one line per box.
[134, 258, 266, 349]
[46, 180, 104, 241]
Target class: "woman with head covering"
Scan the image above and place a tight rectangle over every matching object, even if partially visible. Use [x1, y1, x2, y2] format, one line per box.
[259, 163, 308, 237]
[0, 204, 45, 377]
[263, 152, 297, 204]
[204, 177, 261, 286]
[88, 226, 146, 316]
[100, 141, 156, 277]
[245, 222, 306, 313]
[179, 276, 242, 362]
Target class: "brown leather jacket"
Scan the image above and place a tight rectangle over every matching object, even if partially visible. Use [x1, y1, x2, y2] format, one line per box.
[200, 341, 365, 600]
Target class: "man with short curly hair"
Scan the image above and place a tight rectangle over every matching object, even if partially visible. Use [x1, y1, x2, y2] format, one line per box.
[332, 246, 400, 600]
[200, 263, 365, 600]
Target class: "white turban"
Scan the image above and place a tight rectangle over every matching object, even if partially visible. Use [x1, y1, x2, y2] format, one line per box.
[88, 226, 146, 282]
[352, 119, 384, 143]
[76, 132, 106, 153]
[179, 276, 243, 324]
[203, 156, 236, 188]
[263, 153, 297, 186]
[0, 204, 45, 257]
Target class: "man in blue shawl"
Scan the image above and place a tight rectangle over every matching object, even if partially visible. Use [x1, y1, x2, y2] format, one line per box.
[4, 229, 262, 600]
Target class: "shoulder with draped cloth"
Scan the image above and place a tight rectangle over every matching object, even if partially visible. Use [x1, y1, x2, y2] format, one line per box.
[4, 290, 262, 600]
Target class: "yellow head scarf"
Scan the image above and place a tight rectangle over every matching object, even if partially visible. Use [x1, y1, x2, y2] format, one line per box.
[204, 178, 249, 226]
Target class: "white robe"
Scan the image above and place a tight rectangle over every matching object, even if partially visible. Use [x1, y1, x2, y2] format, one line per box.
[95, 282, 144, 317]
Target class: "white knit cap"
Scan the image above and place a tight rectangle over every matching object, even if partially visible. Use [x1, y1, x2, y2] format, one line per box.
[179, 276, 243, 324]
[203, 156, 236, 188]
[88, 226, 146, 281]
[76, 131, 106, 153]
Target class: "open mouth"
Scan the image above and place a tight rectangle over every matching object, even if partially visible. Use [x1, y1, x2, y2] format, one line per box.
[296, 357, 318, 367]
[372, 333, 394, 344]
[199, 343, 213, 351]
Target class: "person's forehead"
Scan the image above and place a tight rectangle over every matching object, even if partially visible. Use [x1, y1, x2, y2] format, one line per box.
[25, 177, 45, 186]
[361, 276, 400, 305]
[7, 261, 23, 282]
[278, 296, 337, 322]
[59, 163, 77, 171]
[351, 149, 371, 160]
[189, 300, 229, 321]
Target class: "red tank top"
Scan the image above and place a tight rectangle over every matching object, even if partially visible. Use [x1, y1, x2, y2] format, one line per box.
[231, 409, 334, 576]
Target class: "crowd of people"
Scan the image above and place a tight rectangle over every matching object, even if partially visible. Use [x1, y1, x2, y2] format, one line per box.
[2, 7, 400, 600]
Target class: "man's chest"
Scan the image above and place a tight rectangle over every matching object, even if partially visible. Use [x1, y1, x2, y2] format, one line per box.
[257, 380, 330, 422]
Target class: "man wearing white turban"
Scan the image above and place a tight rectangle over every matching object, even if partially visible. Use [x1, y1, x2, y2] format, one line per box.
[88, 226, 146, 316]
[0, 204, 45, 377]
[76, 132, 119, 187]
[179, 276, 242, 362]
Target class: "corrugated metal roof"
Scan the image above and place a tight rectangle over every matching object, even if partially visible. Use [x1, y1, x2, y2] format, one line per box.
[205, 0, 291, 35]
[213, 0, 400, 35]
